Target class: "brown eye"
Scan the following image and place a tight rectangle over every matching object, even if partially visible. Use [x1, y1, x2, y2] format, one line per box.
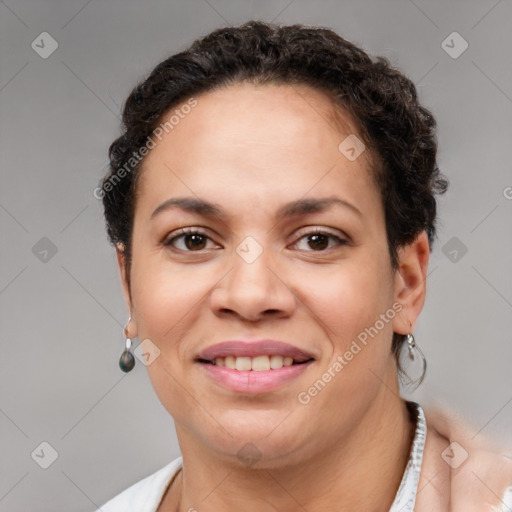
[292, 229, 347, 252]
[163, 229, 218, 252]
[307, 233, 330, 250]
[182, 233, 207, 250]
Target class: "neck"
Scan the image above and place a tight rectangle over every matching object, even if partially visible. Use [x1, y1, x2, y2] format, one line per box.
[163, 380, 415, 512]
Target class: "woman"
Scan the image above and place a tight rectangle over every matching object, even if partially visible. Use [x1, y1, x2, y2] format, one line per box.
[96, 21, 512, 512]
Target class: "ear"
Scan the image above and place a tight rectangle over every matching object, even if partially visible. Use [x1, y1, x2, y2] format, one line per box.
[391, 231, 430, 335]
[116, 243, 138, 338]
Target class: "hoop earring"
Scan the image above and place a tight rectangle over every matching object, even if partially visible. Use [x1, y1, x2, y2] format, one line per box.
[398, 323, 427, 392]
[119, 317, 135, 373]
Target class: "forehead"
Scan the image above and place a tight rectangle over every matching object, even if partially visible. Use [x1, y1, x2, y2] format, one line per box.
[134, 82, 378, 216]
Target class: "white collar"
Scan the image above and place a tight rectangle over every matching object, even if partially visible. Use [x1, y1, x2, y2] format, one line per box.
[389, 401, 427, 512]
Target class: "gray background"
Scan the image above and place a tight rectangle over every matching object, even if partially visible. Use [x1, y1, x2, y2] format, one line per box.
[1, 1, 511, 510]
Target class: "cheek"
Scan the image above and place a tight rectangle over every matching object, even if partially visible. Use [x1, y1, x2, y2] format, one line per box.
[294, 262, 396, 424]
[298, 257, 394, 347]
[131, 261, 203, 419]
[130, 253, 208, 341]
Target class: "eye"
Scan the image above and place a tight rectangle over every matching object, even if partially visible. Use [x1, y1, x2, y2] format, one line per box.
[291, 228, 348, 251]
[163, 227, 347, 252]
[162, 228, 219, 252]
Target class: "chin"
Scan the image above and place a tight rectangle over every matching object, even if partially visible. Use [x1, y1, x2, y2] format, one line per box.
[211, 434, 309, 471]
[196, 412, 308, 463]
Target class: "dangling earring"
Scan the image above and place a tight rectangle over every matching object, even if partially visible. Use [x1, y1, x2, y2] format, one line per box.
[398, 321, 427, 392]
[119, 316, 135, 373]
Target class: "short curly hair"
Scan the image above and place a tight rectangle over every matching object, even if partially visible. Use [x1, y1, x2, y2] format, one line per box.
[100, 20, 448, 370]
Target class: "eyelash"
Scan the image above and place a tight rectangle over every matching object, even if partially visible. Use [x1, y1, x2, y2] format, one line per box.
[162, 227, 348, 252]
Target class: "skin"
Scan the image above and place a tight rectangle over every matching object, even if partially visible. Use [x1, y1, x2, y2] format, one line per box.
[116, 82, 430, 512]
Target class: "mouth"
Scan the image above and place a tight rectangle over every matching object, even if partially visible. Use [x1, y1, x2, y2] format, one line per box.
[195, 340, 316, 393]
[197, 354, 314, 371]
[195, 339, 316, 368]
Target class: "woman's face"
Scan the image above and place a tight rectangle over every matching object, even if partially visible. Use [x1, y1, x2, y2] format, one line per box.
[118, 82, 423, 466]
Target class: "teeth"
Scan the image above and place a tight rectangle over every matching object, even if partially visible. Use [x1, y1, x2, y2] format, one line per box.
[252, 355, 270, 371]
[270, 355, 284, 369]
[209, 355, 303, 370]
[235, 356, 252, 371]
[225, 356, 236, 369]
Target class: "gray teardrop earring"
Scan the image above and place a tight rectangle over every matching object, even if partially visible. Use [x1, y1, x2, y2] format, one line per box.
[119, 317, 135, 373]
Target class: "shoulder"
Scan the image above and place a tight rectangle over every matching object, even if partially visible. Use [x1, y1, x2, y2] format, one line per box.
[417, 402, 512, 512]
[95, 456, 183, 512]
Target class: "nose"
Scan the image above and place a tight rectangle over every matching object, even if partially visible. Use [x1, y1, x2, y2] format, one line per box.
[209, 247, 296, 322]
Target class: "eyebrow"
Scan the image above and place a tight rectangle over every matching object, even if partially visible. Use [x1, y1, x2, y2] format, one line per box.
[150, 196, 362, 221]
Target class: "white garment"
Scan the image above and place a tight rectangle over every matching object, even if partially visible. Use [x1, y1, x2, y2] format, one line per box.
[97, 456, 183, 512]
[96, 402, 512, 512]
[388, 401, 426, 512]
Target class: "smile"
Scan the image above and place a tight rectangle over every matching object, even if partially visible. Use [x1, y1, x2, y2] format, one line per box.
[199, 355, 313, 371]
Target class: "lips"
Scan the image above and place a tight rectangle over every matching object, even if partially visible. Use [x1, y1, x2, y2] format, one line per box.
[196, 340, 315, 365]
[196, 340, 315, 393]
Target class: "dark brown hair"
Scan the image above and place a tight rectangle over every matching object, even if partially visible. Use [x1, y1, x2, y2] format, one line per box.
[100, 20, 448, 369]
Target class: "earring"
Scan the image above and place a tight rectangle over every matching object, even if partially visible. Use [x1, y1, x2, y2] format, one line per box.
[398, 322, 427, 392]
[119, 317, 135, 373]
